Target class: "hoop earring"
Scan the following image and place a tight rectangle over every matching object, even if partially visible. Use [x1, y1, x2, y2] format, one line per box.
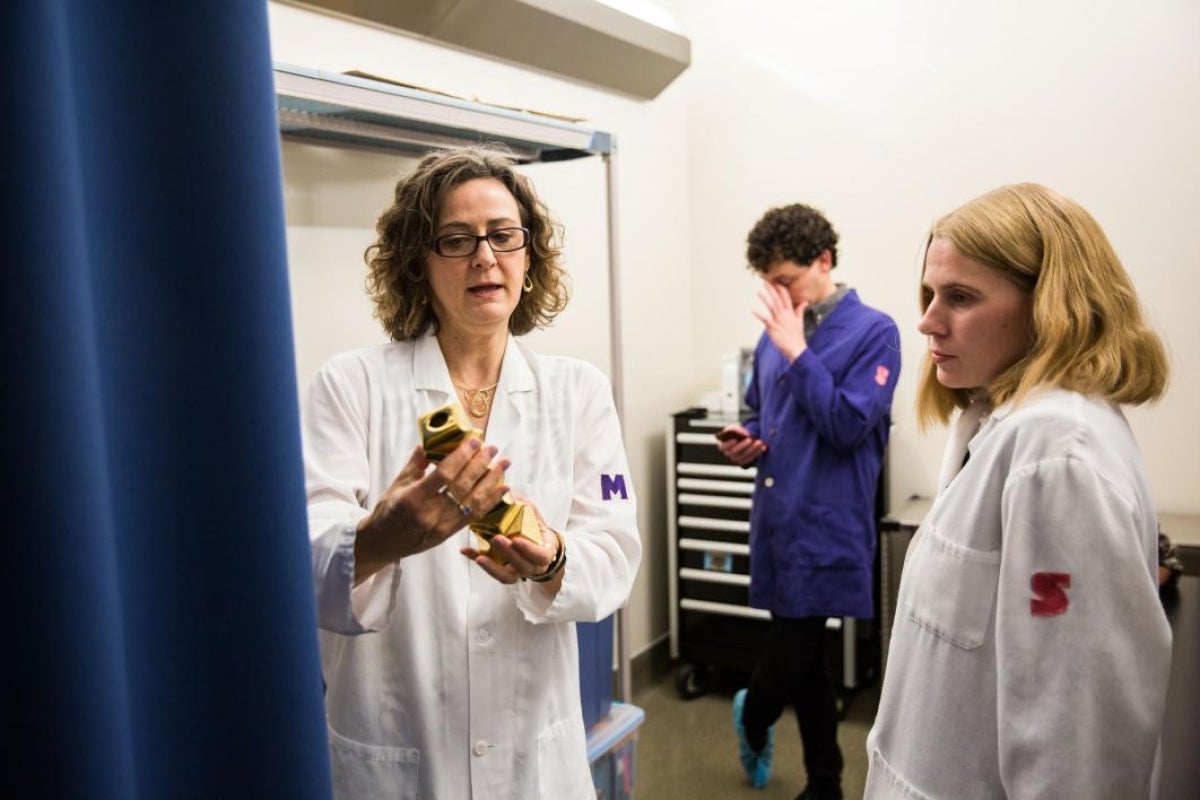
[522, 273, 533, 293]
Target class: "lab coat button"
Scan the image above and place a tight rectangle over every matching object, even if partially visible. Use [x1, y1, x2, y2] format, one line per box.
[473, 740, 489, 757]
[764, 477, 775, 488]
[475, 627, 493, 645]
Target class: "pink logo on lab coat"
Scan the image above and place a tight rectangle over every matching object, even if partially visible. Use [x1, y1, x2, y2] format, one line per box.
[1031, 572, 1071, 616]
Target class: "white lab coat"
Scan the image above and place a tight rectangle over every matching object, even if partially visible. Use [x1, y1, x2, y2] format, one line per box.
[865, 389, 1170, 799]
[303, 334, 641, 800]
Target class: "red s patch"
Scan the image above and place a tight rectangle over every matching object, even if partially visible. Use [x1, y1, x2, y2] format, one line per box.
[1031, 572, 1071, 616]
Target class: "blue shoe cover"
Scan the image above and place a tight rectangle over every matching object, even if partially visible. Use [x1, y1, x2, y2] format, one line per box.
[732, 688, 774, 788]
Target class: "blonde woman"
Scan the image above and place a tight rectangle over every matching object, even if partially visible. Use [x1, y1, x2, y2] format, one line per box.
[866, 183, 1170, 799]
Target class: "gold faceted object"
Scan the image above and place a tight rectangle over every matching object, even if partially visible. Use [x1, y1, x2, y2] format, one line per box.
[471, 492, 543, 563]
[418, 402, 543, 564]
[418, 403, 483, 462]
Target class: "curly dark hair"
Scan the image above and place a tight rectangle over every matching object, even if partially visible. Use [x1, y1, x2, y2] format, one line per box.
[364, 145, 568, 341]
[745, 203, 839, 272]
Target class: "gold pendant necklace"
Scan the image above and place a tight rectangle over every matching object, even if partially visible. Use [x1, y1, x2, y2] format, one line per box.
[454, 380, 499, 418]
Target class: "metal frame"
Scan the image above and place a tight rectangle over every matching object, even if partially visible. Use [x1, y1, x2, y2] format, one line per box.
[274, 63, 612, 161]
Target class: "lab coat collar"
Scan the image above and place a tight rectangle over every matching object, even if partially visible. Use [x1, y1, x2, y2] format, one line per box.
[806, 288, 859, 339]
[410, 332, 535, 395]
[984, 385, 1060, 424]
[935, 395, 990, 495]
[412, 332, 451, 394]
[935, 386, 1069, 495]
[410, 332, 536, 455]
[489, 338, 536, 456]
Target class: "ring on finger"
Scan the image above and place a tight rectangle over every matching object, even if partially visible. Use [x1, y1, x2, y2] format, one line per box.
[442, 488, 471, 516]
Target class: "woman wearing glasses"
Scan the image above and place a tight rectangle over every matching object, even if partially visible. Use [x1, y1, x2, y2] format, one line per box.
[302, 146, 641, 799]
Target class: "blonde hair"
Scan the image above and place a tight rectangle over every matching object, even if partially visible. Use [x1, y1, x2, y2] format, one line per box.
[916, 183, 1168, 428]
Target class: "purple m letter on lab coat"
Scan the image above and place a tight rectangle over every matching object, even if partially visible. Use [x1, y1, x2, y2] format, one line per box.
[601, 474, 628, 500]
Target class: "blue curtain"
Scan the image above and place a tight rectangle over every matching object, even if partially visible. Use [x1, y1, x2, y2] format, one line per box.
[3, 1, 331, 797]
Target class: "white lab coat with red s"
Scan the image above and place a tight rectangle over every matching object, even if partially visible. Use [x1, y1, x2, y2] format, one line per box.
[303, 334, 641, 800]
[865, 388, 1170, 799]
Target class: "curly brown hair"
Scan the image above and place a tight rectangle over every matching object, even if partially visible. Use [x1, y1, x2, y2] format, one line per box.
[364, 145, 568, 340]
[745, 203, 839, 272]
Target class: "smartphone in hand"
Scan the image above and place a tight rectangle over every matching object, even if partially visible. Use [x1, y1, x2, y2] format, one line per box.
[715, 428, 748, 443]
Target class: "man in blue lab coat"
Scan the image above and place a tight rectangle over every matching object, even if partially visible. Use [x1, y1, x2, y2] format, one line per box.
[717, 203, 900, 800]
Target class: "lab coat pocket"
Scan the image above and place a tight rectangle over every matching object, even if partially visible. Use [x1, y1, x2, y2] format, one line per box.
[536, 715, 592, 799]
[865, 748, 934, 799]
[902, 525, 1000, 649]
[327, 724, 420, 800]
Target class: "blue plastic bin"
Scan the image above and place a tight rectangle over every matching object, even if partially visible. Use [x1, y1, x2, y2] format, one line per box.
[576, 615, 614, 729]
[587, 701, 644, 800]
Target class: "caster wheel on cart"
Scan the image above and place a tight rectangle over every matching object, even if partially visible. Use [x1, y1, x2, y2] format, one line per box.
[675, 662, 709, 700]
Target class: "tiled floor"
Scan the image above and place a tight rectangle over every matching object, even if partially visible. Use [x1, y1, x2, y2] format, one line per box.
[631, 667, 880, 800]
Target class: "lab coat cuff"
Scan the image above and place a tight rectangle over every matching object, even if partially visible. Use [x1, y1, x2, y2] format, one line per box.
[514, 568, 573, 622]
[316, 521, 399, 634]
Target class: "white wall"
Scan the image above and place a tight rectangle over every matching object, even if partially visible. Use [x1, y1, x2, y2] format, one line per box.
[656, 0, 1200, 515]
[270, 0, 1200, 666]
[284, 141, 401, 390]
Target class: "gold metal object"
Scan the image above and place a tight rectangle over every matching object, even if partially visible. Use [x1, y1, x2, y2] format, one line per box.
[418, 402, 543, 564]
[470, 492, 543, 563]
[418, 403, 483, 462]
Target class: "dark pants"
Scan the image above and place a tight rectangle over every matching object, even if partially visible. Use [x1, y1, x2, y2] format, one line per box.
[743, 615, 843, 795]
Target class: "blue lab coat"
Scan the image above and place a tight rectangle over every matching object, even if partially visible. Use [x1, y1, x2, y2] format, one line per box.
[744, 290, 900, 619]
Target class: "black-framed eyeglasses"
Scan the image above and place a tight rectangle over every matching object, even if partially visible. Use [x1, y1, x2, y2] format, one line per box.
[432, 227, 530, 258]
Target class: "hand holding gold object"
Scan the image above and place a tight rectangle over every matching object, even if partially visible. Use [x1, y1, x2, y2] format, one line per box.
[417, 403, 543, 564]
